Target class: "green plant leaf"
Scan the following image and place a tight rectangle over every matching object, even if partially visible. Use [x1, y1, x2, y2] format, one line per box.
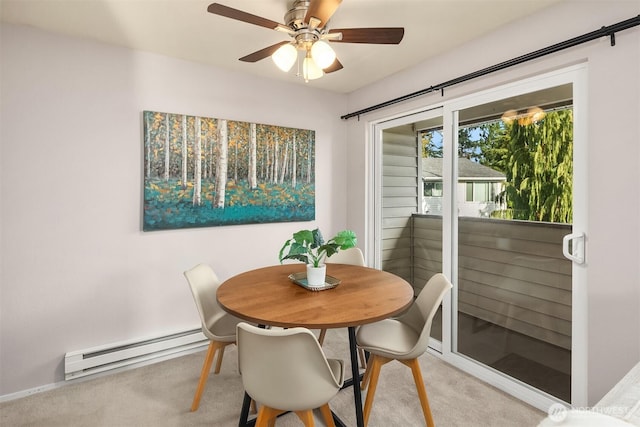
[311, 228, 324, 248]
[333, 230, 357, 249]
[278, 239, 291, 262]
[292, 229, 314, 246]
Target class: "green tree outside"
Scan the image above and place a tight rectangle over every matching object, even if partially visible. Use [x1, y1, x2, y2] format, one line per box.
[419, 109, 573, 224]
[504, 109, 573, 223]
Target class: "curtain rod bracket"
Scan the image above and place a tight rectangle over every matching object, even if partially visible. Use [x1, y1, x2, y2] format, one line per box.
[441, 87, 445, 97]
[602, 26, 616, 46]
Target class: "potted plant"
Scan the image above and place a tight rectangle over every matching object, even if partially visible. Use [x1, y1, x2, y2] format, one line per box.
[279, 228, 357, 287]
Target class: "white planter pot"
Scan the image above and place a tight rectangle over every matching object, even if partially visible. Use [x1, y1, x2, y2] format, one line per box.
[306, 264, 327, 287]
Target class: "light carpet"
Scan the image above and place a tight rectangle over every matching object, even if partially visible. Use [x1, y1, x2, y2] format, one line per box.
[0, 328, 545, 426]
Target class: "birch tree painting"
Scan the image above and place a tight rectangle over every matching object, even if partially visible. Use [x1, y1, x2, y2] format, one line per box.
[143, 110, 315, 231]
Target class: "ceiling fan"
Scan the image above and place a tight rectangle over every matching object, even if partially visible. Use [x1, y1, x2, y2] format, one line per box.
[207, 0, 404, 81]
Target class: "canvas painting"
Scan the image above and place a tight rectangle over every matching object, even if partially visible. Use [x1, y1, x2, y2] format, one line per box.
[143, 111, 315, 231]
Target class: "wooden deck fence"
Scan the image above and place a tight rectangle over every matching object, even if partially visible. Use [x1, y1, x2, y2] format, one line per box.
[384, 215, 572, 350]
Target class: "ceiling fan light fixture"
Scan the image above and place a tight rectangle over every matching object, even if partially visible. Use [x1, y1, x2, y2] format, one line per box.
[302, 56, 324, 82]
[501, 107, 547, 125]
[310, 40, 336, 69]
[528, 106, 546, 123]
[272, 43, 297, 72]
[207, 2, 405, 82]
[501, 109, 518, 124]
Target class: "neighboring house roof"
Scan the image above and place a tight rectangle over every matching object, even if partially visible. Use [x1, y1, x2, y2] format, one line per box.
[423, 157, 506, 181]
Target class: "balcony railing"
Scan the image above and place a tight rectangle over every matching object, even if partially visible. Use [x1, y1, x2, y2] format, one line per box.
[390, 214, 572, 350]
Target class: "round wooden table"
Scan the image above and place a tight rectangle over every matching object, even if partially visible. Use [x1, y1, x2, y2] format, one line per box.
[217, 263, 414, 427]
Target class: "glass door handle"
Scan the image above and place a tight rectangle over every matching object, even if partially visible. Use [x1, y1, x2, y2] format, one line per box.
[563, 232, 585, 264]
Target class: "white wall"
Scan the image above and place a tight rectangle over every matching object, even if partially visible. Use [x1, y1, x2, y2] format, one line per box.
[345, 1, 640, 404]
[0, 24, 347, 396]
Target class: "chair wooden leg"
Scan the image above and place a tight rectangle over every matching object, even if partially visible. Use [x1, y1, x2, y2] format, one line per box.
[401, 358, 435, 427]
[191, 340, 235, 411]
[358, 348, 367, 370]
[318, 329, 327, 346]
[319, 404, 336, 427]
[361, 360, 371, 390]
[294, 410, 315, 426]
[363, 355, 392, 426]
[213, 341, 233, 374]
[190, 341, 217, 411]
[255, 406, 283, 427]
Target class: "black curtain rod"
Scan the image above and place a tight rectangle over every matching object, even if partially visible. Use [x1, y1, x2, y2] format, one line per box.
[341, 14, 640, 120]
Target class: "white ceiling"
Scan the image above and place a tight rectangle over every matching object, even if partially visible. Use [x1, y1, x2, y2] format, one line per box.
[0, 0, 564, 93]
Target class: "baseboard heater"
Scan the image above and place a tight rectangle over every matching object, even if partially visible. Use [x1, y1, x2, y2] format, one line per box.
[64, 327, 208, 380]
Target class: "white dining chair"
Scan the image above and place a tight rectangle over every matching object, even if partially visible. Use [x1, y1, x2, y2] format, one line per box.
[236, 322, 345, 427]
[184, 263, 244, 411]
[326, 247, 366, 267]
[356, 273, 453, 427]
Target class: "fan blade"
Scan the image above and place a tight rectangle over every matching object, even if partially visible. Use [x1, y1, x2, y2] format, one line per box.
[207, 3, 282, 30]
[239, 41, 290, 63]
[328, 28, 404, 44]
[305, 0, 342, 29]
[324, 58, 343, 74]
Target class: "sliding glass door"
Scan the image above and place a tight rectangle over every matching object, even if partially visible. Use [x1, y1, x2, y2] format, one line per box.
[372, 65, 587, 408]
[451, 84, 575, 403]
